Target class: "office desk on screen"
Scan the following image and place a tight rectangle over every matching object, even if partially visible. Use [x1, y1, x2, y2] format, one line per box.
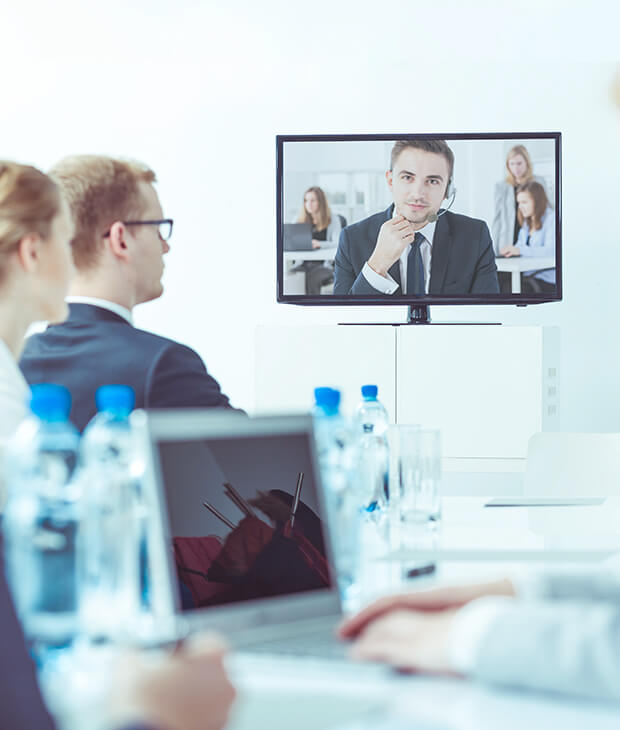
[283, 247, 338, 264]
[495, 256, 556, 293]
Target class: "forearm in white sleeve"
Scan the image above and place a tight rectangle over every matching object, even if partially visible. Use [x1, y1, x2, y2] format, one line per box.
[512, 567, 620, 603]
[453, 597, 620, 702]
[361, 262, 399, 294]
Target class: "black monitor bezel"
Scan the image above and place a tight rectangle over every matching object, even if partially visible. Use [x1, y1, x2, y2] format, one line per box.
[276, 132, 562, 307]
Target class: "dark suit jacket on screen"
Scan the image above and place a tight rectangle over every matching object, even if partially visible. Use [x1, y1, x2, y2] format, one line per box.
[20, 303, 236, 432]
[333, 205, 499, 296]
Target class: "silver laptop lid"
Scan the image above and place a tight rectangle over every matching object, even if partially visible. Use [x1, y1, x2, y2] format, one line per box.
[133, 410, 341, 635]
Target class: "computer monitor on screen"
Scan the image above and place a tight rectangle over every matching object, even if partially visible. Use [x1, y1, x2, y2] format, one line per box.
[277, 133, 561, 322]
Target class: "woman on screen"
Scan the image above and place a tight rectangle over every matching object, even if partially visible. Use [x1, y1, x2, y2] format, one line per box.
[293, 186, 346, 295]
[492, 145, 547, 291]
[500, 180, 555, 293]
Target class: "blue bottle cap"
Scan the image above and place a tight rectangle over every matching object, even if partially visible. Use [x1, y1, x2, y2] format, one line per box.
[313, 387, 341, 411]
[95, 384, 135, 416]
[361, 384, 378, 400]
[29, 384, 71, 422]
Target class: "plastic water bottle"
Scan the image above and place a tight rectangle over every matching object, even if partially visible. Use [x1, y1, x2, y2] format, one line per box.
[356, 385, 389, 438]
[77, 384, 144, 641]
[312, 387, 360, 609]
[3, 384, 80, 665]
[355, 385, 390, 511]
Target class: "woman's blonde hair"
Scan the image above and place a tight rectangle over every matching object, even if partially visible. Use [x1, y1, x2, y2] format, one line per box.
[0, 161, 61, 280]
[505, 145, 535, 187]
[49, 155, 156, 271]
[296, 186, 332, 231]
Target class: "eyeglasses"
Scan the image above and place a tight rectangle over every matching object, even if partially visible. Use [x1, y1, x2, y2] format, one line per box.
[103, 218, 174, 241]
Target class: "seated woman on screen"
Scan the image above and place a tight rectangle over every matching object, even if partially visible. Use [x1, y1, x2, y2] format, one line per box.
[500, 180, 556, 294]
[492, 145, 547, 292]
[294, 186, 346, 295]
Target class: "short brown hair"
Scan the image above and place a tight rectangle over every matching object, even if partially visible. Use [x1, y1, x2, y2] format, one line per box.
[390, 139, 454, 183]
[50, 155, 156, 270]
[0, 160, 61, 282]
[516, 180, 549, 231]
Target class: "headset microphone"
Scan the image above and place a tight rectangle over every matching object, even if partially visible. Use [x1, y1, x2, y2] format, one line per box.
[426, 182, 457, 223]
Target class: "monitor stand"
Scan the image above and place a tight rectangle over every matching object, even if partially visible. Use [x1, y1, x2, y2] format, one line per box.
[339, 305, 502, 326]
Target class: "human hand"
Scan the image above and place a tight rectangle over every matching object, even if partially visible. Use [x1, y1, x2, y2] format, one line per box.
[500, 245, 521, 258]
[311, 239, 322, 249]
[338, 579, 514, 639]
[367, 215, 415, 277]
[349, 608, 460, 675]
[109, 633, 236, 730]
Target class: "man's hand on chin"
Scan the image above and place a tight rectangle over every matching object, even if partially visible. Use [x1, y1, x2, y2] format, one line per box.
[348, 608, 461, 676]
[368, 215, 415, 277]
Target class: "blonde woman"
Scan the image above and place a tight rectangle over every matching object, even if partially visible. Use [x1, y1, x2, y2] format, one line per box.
[491, 145, 546, 257]
[295, 186, 346, 295]
[0, 160, 235, 730]
[0, 161, 74, 446]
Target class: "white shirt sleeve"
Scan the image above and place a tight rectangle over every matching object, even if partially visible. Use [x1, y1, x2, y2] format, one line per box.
[361, 262, 400, 294]
[449, 596, 514, 673]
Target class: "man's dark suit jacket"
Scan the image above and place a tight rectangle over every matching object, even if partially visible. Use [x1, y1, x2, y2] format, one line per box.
[20, 303, 235, 432]
[333, 205, 499, 295]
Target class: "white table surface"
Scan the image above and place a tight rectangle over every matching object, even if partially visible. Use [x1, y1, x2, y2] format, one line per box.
[283, 247, 338, 263]
[228, 654, 620, 730]
[380, 496, 620, 564]
[494, 255, 556, 293]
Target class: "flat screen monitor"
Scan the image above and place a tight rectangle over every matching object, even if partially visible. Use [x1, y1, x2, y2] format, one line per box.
[276, 133, 561, 312]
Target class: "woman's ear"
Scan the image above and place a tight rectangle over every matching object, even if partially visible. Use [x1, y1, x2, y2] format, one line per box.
[15, 233, 42, 272]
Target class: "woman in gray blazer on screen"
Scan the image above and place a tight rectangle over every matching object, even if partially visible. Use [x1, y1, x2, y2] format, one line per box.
[492, 145, 547, 292]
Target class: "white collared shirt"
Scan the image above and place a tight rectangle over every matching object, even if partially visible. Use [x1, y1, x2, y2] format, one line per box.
[362, 218, 437, 294]
[66, 296, 133, 325]
[0, 338, 30, 447]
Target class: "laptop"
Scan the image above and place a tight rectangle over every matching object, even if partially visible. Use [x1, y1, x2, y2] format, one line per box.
[133, 409, 366, 659]
[283, 222, 313, 251]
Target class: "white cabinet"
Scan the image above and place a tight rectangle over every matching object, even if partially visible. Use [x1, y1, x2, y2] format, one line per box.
[255, 324, 559, 460]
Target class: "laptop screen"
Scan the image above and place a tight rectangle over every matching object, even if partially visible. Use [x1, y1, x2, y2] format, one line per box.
[152, 424, 334, 612]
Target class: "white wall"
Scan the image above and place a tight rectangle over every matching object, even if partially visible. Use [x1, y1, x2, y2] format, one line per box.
[3, 0, 620, 431]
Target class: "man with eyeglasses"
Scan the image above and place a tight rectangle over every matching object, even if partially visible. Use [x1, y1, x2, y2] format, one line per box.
[20, 155, 238, 430]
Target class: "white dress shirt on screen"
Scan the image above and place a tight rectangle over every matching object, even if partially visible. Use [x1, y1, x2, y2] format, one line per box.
[362, 219, 437, 295]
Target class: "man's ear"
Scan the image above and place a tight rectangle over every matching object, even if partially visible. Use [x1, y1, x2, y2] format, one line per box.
[385, 169, 393, 191]
[107, 221, 131, 261]
[15, 233, 42, 272]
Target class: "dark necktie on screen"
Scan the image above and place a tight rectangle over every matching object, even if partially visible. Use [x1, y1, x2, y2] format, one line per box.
[406, 232, 426, 295]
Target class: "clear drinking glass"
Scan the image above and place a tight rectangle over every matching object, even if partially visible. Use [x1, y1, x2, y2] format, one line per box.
[397, 427, 442, 548]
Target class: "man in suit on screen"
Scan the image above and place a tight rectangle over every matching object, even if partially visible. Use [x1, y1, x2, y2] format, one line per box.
[333, 139, 499, 296]
[20, 155, 238, 430]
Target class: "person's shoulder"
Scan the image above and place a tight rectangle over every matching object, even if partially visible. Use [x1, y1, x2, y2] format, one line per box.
[130, 326, 200, 359]
[444, 210, 488, 232]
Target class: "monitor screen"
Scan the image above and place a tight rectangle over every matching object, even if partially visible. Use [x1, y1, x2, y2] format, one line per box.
[155, 431, 333, 612]
[277, 133, 562, 306]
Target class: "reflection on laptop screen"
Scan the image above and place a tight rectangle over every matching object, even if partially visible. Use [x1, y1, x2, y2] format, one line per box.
[156, 431, 332, 612]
